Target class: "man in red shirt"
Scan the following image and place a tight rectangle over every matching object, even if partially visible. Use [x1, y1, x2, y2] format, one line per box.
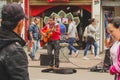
[40, 16, 60, 69]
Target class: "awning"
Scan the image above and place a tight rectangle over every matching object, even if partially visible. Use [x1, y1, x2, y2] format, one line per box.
[47, 0, 69, 2]
[30, 5, 91, 16]
[102, 1, 120, 6]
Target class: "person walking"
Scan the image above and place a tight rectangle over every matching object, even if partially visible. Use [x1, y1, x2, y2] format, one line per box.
[0, 3, 29, 80]
[40, 16, 60, 69]
[28, 17, 40, 60]
[66, 18, 79, 57]
[107, 17, 120, 80]
[83, 18, 101, 60]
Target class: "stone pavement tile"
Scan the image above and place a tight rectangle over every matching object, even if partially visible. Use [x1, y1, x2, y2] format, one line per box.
[25, 48, 105, 69]
[28, 58, 103, 69]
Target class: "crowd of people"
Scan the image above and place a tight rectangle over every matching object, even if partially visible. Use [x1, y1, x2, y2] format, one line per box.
[26, 15, 103, 71]
[0, 2, 120, 80]
[27, 16, 101, 61]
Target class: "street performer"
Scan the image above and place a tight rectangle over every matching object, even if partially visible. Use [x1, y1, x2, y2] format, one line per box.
[40, 16, 60, 69]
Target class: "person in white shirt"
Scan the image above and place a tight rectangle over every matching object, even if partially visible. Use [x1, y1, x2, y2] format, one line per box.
[66, 18, 79, 57]
[83, 18, 101, 60]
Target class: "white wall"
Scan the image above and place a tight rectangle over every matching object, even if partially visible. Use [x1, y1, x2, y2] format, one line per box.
[0, 0, 6, 26]
[92, 0, 102, 54]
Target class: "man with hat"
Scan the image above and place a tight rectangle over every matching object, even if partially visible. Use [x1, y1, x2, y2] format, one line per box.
[0, 2, 29, 80]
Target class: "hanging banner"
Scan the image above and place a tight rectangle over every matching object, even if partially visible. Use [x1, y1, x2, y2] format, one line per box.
[47, 0, 69, 2]
[24, 0, 29, 41]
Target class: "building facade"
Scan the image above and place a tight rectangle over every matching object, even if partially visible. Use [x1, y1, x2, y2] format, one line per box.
[101, 0, 120, 51]
[0, 0, 27, 40]
[1, 0, 120, 53]
[29, 0, 92, 49]
[28, 0, 103, 54]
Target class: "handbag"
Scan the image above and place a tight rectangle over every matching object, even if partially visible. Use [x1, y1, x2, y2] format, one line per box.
[86, 36, 95, 44]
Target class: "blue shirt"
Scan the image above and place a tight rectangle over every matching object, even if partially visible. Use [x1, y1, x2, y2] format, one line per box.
[29, 23, 40, 40]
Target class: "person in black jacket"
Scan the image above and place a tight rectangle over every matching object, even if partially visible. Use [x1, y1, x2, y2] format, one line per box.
[0, 3, 29, 80]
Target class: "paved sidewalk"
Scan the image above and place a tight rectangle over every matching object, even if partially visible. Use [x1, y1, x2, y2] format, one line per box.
[26, 48, 105, 69]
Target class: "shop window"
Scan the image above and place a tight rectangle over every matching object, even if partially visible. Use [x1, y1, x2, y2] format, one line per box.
[47, 0, 69, 2]
[7, 0, 22, 3]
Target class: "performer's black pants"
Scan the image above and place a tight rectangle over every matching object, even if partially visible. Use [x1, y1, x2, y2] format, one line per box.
[47, 40, 60, 68]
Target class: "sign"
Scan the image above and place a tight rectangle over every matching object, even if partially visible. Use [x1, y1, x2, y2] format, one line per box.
[47, 0, 69, 2]
[94, 0, 99, 5]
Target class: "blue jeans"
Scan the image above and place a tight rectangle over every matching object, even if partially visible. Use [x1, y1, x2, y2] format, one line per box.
[67, 38, 77, 55]
[31, 40, 39, 58]
[84, 41, 98, 56]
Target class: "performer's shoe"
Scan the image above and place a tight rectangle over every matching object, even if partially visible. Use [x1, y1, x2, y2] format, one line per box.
[48, 66, 54, 69]
[53, 66, 60, 70]
[41, 68, 53, 72]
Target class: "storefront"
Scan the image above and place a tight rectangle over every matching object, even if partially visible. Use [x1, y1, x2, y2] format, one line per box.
[0, 0, 24, 18]
[0, 0, 27, 40]
[101, 0, 120, 50]
[29, 0, 92, 49]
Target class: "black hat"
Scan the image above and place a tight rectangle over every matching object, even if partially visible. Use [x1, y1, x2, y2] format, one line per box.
[1, 2, 28, 30]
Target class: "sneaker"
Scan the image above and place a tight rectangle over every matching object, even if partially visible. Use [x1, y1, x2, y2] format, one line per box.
[28, 54, 34, 60]
[75, 50, 79, 57]
[94, 56, 101, 59]
[83, 56, 89, 60]
[42, 66, 54, 72]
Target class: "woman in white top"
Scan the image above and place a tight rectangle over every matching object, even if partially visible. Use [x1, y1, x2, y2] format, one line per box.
[66, 18, 79, 57]
[83, 18, 100, 60]
[107, 17, 120, 80]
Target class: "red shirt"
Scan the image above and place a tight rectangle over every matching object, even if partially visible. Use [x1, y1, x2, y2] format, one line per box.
[40, 24, 60, 41]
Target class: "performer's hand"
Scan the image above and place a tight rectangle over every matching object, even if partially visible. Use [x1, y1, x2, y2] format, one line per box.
[51, 27, 56, 31]
[66, 35, 69, 40]
[109, 66, 115, 75]
[43, 33, 46, 37]
[31, 39, 34, 43]
[109, 70, 114, 75]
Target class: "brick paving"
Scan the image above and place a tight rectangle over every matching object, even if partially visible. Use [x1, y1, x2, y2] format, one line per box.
[26, 48, 105, 69]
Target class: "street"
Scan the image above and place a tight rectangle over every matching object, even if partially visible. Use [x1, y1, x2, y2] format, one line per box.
[29, 67, 114, 80]
[27, 48, 114, 80]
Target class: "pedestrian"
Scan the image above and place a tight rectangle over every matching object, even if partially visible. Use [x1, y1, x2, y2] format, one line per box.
[40, 16, 60, 69]
[66, 17, 79, 57]
[83, 18, 101, 60]
[104, 29, 114, 48]
[0, 2, 29, 80]
[27, 25, 32, 52]
[107, 17, 120, 80]
[28, 17, 40, 60]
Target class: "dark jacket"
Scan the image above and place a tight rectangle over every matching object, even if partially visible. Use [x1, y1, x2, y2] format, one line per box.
[0, 28, 29, 80]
